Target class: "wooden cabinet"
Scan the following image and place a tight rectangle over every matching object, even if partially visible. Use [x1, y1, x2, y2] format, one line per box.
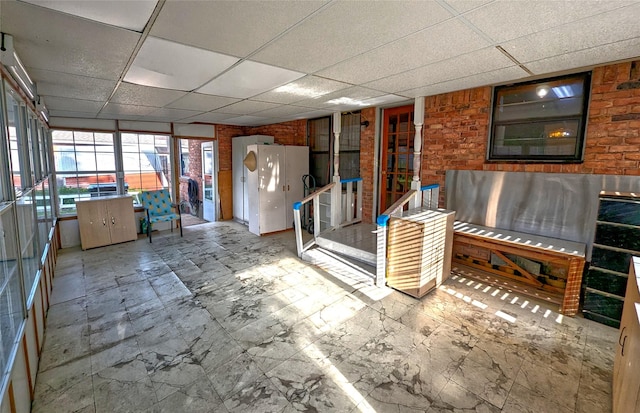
[613, 256, 640, 413]
[584, 194, 640, 327]
[387, 208, 455, 298]
[246, 144, 308, 236]
[76, 196, 137, 250]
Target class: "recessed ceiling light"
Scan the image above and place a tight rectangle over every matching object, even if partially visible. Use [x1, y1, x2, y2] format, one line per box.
[326, 97, 368, 106]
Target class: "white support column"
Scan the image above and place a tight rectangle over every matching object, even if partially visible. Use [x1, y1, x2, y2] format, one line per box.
[410, 96, 425, 209]
[331, 112, 342, 227]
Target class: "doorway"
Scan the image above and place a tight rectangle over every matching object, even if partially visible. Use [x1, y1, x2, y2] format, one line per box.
[201, 141, 218, 221]
[380, 104, 415, 212]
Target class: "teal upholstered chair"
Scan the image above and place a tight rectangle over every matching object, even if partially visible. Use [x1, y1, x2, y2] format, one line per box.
[140, 189, 182, 243]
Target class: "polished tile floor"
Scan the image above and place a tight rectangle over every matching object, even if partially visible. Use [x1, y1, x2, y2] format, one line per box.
[34, 221, 616, 413]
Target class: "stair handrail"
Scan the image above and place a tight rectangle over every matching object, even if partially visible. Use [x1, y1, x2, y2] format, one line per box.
[374, 184, 440, 286]
[293, 182, 336, 257]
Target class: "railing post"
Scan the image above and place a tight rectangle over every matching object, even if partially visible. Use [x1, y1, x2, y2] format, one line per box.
[313, 195, 320, 237]
[356, 179, 363, 221]
[421, 184, 440, 209]
[331, 176, 341, 228]
[345, 180, 353, 223]
[375, 214, 389, 287]
[293, 202, 304, 257]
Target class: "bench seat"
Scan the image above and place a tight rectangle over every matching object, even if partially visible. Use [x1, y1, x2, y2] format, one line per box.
[452, 221, 586, 316]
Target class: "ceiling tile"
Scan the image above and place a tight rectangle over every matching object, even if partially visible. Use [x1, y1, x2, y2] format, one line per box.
[39, 96, 104, 113]
[252, 104, 318, 118]
[180, 112, 238, 124]
[165, 93, 240, 111]
[28, 69, 116, 101]
[144, 107, 202, 122]
[526, 37, 640, 76]
[252, 76, 352, 104]
[464, 1, 635, 44]
[3, 1, 139, 80]
[364, 47, 515, 93]
[212, 100, 281, 115]
[442, 0, 493, 14]
[99, 103, 156, 117]
[316, 19, 490, 85]
[49, 111, 98, 119]
[294, 86, 389, 110]
[20, 0, 157, 31]
[151, 1, 327, 57]
[222, 115, 272, 126]
[110, 82, 187, 106]
[403, 66, 528, 98]
[197, 61, 305, 99]
[251, 0, 452, 73]
[502, 4, 640, 65]
[125, 37, 239, 91]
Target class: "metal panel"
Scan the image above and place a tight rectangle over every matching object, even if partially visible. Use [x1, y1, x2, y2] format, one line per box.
[445, 170, 640, 260]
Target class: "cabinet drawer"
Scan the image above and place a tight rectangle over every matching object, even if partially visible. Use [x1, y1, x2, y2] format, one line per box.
[591, 246, 633, 274]
[595, 223, 640, 252]
[584, 268, 627, 297]
[598, 199, 640, 226]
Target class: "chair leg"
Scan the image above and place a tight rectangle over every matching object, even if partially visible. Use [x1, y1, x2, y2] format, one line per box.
[179, 218, 183, 237]
[148, 221, 152, 243]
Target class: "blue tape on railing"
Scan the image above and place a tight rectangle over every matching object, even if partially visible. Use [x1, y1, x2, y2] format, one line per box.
[340, 177, 363, 183]
[293, 201, 302, 211]
[376, 214, 389, 227]
[421, 183, 440, 191]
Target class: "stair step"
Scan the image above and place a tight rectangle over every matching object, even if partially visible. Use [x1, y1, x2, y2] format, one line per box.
[315, 224, 377, 266]
[302, 246, 376, 287]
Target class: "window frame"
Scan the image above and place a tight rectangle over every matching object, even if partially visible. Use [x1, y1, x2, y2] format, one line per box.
[487, 72, 592, 163]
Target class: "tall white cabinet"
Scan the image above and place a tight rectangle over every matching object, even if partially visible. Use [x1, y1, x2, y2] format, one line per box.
[247, 145, 309, 235]
[232, 135, 274, 224]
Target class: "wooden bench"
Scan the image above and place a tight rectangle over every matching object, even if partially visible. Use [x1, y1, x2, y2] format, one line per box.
[452, 221, 586, 316]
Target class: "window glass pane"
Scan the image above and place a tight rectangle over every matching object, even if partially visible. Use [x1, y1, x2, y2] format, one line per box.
[17, 190, 38, 298]
[121, 133, 171, 202]
[52, 130, 117, 215]
[489, 72, 590, 162]
[5, 86, 23, 195]
[180, 139, 190, 176]
[0, 204, 24, 383]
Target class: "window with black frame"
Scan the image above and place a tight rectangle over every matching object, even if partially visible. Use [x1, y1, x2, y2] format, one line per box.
[488, 72, 591, 162]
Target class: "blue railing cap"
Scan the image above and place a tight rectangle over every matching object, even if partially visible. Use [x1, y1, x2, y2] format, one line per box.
[293, 201, 302, 211]
[340, 177, 362, 183]
[421, 183, 440, 191]
[376, 214, 390, 226]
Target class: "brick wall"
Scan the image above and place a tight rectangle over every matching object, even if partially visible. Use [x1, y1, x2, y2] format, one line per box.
[360, 107, 376, 223]
[246, 120, 307, 146]
[419, 61, 640, 206]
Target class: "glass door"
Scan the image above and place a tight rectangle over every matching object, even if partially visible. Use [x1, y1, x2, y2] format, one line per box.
[201, 141, 218, 221]
[380, 105, 414, 212]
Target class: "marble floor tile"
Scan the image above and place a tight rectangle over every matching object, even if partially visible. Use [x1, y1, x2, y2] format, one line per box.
[35, 221, 619, 413]
[501, 382, 573, 413]
[514, 359, 580, 411]
[427, 380, 501, 413]
[153, 378, 229, 413]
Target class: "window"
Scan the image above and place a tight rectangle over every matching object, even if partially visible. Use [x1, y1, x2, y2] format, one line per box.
[180, 138, 190, 176]
[488, 72, 591, 162]
[121, 133, 171, 201]
[52, 130, 117, 215]
[307, 112, 361, 187]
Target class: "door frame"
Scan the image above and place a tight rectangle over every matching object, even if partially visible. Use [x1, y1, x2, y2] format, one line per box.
[201, 140, 219, 221]
[379, 104, 415, 213]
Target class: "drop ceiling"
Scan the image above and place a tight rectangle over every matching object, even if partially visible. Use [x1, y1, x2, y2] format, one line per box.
[2, 0, 640, 127]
